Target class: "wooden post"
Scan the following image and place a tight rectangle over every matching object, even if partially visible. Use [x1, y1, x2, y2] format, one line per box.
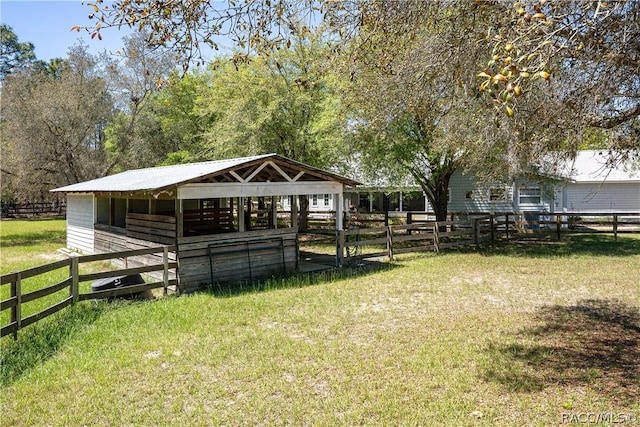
[490, 214, 495, 243]
[433, 224, 440, 253]
[336, 192, 344, 231]
[613, 214, 618, 241]
[556, 214, 562, 241]
[238, 197, 246, 232]
[505, 214, 510, 240]
[69, 257, 79, 303]
[384, 211, 389, 227]
[473, 219, 480, 247]
[163, 246, 169, 296]
[337, 230, 345, 267]
[176, 198, 184, 238]
[271, 196, 278, 229]
[291, 196, 298, 229]
[11, 272, 21, 340]
[387, 226, 393, 260]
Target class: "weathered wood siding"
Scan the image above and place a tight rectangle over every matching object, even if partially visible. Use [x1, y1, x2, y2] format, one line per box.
[565, 183, 640, 212]
[94, 225, 177, 281]
[126, 213, 176, 244]
[177, 228, 298, 293]
[66, 194, 95, 254]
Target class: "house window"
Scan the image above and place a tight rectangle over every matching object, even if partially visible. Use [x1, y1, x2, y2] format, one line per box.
[519, 187, 542, 204]
[489, 188, 507, 202]
[323, 194, 331, 207]
[311, 194, 318, 207]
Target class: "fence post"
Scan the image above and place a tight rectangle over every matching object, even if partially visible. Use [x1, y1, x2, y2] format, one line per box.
[433, 224, 440, 253]
[473, 219, 480, 247]
[384, 211, 389, 227]
[70, 257, 79, 303]
[505, 214, 510, 240]
[11, 272, 21, 340]
[556, 214, 562, 241]
[490, 214, 495, 243]
[163, 246, 169, 296]
[387, 226, 393, 261]
[613, 214, 618, 241]
[336, 230, 345, 267]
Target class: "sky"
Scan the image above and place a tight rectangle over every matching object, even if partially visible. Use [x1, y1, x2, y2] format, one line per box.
[1, 0, 233, 63]
[1, 0, 131, 61]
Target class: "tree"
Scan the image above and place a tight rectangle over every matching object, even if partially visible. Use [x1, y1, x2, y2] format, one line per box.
[1, 45, 114, 201]
[82, 0, 323, 70]
[113, 71, 213, 167]
[85, 0, 639, 155]
[102, 31, 177, 172]
[195, 34, 349, 228]
[476, 0, 640, 162]
[340, 1, 504, 221]
[0, 24, 38, 79]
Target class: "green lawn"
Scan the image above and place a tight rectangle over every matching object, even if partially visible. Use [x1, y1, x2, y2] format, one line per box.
[1, 219, 639, 426]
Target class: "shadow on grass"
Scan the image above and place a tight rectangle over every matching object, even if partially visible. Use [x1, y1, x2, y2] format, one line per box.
[482, 299, 640, 405]
[477, 233, 640, 258]
[0, 301, 109, 387]
[207, 260, 398, 298]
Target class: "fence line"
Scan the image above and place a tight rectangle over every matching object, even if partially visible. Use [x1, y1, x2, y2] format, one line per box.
[1, 245, 177, 340]
[1, 201, 66, 218]
[337, 212, 638, 264]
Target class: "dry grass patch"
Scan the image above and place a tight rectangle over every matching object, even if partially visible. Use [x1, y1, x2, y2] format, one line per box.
[1, 224, 639, 425]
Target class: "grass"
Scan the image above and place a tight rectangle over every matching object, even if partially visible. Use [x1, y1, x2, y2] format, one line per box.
[0, 219, 115, 324]
[1, 219, 639, 425]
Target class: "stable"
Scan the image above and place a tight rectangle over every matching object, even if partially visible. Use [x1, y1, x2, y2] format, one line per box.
[52, 154, 359, 293]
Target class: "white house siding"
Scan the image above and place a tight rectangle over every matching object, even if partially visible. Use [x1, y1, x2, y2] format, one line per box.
[565, 183, 640, 212]
[447, 171, 515, 213]
[66, 194, 95, 253]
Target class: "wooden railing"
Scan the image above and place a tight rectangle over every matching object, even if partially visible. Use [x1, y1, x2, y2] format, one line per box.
[1, 245, 177, 340]
[338, 216, 493, 265]
[1, 201, 66, 218]
[336, 212, 637, 264]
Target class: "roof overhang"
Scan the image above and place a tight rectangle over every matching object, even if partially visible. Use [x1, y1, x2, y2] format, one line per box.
[51, 154, 360, 196]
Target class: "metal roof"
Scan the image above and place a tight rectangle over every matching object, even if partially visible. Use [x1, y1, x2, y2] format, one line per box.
[52, 154, 359, 193]
[562, 151, 639, 183]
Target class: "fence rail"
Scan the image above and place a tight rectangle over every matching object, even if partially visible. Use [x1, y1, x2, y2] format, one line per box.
[1, 201, 66, 218]
[1, 245, 177, 340]
[337, 212, 638, 264]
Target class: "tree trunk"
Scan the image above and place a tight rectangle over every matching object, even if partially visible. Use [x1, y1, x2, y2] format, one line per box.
[298, 194, 309, 231]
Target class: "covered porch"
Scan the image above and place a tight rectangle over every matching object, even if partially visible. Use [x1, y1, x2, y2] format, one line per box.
[53, 154, 358, 293]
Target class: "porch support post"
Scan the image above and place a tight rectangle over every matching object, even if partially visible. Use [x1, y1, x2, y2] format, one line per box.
[291, 196, 298, 228]
[271, 196, 278, 229]
[238, 197, 246, 232]
[335, 192, 344, 231]
[176, 198, 183, 238]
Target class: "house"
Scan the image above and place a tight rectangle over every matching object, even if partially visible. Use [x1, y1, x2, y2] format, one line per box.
[560, 151, 639, 212]
[328, 150, 639, 215]
[52, 154, 359, 293]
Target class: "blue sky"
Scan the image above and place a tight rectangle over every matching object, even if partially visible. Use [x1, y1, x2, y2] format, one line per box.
[1, 0, 130, 61]
[2, 0, 236, 63]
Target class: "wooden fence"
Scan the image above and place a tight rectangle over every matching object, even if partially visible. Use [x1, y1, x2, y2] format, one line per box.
[338, 216, 493, 265]
[1, 201, 66, 218]
[1, 246, 177, 340]
[337, 212, 638, 264]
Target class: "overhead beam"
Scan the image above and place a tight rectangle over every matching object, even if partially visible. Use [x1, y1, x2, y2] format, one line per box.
[178, 181, 343, 199]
